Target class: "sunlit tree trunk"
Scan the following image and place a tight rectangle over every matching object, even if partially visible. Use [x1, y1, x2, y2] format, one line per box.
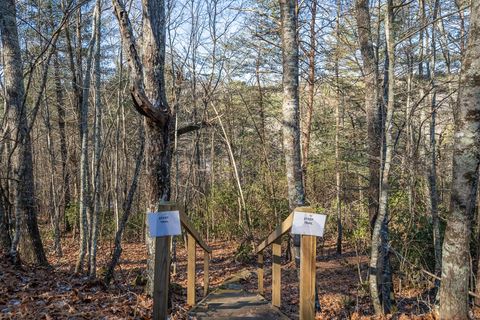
[279, 0, 305, 211]
[439, 1, 480, 318]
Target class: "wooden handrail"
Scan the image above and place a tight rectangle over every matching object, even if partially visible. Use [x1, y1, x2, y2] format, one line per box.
[177, 207, 211, 306]
[255, 212, 293, 254]
[256, 206, 318, 320]
[179, 209, 212, 253]
[153, 204, 211, 319]
[255, 206, 315, 254]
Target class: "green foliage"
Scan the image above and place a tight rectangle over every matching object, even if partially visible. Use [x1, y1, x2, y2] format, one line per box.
[234, 240, 255, 264]
[65, 202, 79, 232]
[124, 211, 145, 241]
[389, 187, 447, 286]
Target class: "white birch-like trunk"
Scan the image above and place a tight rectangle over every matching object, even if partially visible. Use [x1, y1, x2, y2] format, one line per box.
[75, 2, 99, 273]
[439, 2, 480, 318]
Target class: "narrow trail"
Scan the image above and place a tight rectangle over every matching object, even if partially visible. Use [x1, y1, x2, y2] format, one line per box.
[189, 271, 289, 320]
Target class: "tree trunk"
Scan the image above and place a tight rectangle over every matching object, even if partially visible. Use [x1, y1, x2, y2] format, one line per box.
[335, 0, 343, 255]
[369, 0, 395, 314]
[43, 92, 62, 257]
[279, 0, 305, 211]
[355, 0, 381, 231]
[0, 0, 48, 266]
[54, 52, 71, 227]
[104, 128, 144, 285]
[427, 0, 442, 293]
[301, 0, 316, 192]
[75, 1, 99, 273]
[112, 0, 173, 295]
[89, 0, 102, 278]
[439, 2, 480, 318]
[0, 188, 11, 253]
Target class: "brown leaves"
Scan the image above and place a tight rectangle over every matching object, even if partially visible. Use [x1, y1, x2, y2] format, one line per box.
[2, 239, 474, 319]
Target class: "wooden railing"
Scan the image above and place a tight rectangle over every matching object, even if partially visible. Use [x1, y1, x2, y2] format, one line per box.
[153, 204, 212, 320]
[255, 206, 317, 320]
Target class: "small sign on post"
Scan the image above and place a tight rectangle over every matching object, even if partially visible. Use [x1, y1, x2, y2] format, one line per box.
[291, 211, 326, 237]
[291, 209, 327, 320]
[149, 208, 180, 320]
[148, 211, 182, 237]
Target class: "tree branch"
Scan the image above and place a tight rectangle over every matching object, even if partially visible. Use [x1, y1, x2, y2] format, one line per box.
[112, 0, 168, 125]
[177, 118, 217, 136]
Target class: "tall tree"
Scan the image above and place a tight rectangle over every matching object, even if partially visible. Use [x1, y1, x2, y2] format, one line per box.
[279, 0, 305, 211]
[112, 0, 174, 294]
[279, 0, 305, 270]
[334, 0, 343, 255]
[89, 0, 102, 278]
[0, 0, 48, 266]
[439, 1, 480, 318]
[355, 0, 381, 231]
[75, 1, 100, 273]
[369, 0, 395, 314]
[427, 0, 441, 293]
[301, 0, 317, 191]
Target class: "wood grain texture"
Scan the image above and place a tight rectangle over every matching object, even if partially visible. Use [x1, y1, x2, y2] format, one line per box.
[299, 235, 316, 320]
[187, 233, 196, 306]
[153, 236, 171, 320]
[272, 238, 282, 307]
[204, 252, 210, 296]
[257, 253, 264, 295]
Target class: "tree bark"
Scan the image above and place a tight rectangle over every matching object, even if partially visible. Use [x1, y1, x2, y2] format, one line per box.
[369, 0, 395, 314]
[427, 0, 442, 293]
[335, 0, 343, 255]
[279, 0, 305, 210]
[112, 0, 173, 295]
[301, 0, 316, 192]
[89, 0, 102, 278]
[0, 187, 11, 253]
[439, 2, 480, 318]
[355, 0, 381, 231]
[0, 0, 48, 266]
[75, 1, 99, 274]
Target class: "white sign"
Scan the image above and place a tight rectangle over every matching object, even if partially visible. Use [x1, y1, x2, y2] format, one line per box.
[291, 211, 327, 237]
[147, 211, 182, 237]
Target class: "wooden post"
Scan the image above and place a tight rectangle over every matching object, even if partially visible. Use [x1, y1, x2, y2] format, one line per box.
[203, 251, 209, 296]
[299, 235, 316, 320]
[153, 236, 171, 320]
[187, 233, 196, 306]
[272, 238, 282, 307]
[257, 252, 264, 295]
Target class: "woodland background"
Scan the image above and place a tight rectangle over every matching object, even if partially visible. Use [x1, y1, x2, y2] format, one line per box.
[0, 0, 479, 318]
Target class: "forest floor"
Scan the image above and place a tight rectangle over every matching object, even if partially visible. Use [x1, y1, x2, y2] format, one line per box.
[0, 236, 477, 319]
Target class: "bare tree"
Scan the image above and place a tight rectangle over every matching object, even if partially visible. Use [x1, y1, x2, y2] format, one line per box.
[0, 0, 48, 266]
[355, 0, 381, 231]
[369, 0, 395, 314]
[75, 0, 100, 273]
[112, 0, 175, 294]
[89, 0, 102, 278]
